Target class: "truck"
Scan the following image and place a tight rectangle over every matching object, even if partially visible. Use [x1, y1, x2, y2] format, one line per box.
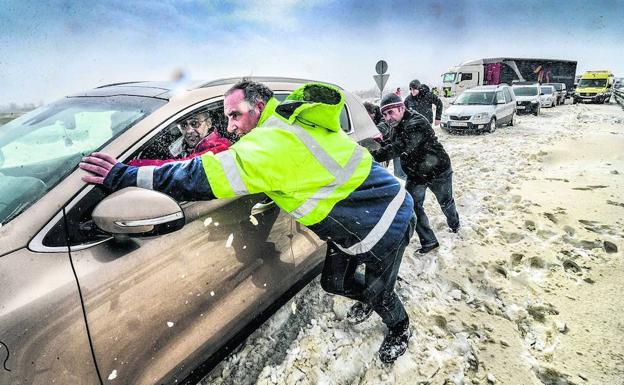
[441, 58, 577, 97]
[573, 70, 615, 104]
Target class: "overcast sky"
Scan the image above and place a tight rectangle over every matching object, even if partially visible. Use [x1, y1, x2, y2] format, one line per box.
[1, 0, 623, 104]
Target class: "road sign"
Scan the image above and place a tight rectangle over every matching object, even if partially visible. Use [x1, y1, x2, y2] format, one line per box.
[375, 60, 388, 75]
[373, 74, 389, 92]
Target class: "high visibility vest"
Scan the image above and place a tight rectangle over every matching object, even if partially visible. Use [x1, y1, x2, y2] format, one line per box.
[200, 84, 373, 226]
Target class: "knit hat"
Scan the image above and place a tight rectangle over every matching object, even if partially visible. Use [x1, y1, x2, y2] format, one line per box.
[409, 79, 421, 89]
[380, 93, 403, 113]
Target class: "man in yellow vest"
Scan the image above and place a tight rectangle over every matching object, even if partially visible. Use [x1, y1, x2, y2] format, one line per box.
[80, 81, 415, 363]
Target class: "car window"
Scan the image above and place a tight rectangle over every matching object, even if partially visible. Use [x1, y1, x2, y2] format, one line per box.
[496, 91, 505, 104]
[503, 88, 512, 103]
[131, 101, 229, 163]
[0, 95, 165, 226]
[461, 73, 473, 81]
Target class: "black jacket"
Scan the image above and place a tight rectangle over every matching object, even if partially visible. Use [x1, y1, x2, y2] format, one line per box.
[372, 109, 451, 184]
[403, 84, 443, 123]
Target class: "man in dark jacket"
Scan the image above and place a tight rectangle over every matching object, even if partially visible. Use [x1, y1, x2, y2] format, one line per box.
[372, 94, 460, 253]
[404, 79, 443, 126]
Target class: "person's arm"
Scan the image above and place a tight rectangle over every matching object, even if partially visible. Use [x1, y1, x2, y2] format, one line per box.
[80, 152, 215, 201]
[431, 93, 443, 125]
[372, 116, 428, 162]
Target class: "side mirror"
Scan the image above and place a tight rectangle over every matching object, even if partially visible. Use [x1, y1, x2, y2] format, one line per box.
[92, 187, 185, 236]
[540, 92, 545, 96]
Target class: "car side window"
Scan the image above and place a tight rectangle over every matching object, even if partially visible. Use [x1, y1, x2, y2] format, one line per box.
[503, 88, 512, 103]
[131, 102, 230, 163]
[496, 91, 505, 104]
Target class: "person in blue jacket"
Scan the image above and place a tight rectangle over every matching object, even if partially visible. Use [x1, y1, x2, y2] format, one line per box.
[80, 81, 416, 363]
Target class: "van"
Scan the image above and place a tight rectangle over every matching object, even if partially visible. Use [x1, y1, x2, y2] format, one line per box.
[573, 70, 615, 104]
[441, 85, 516, 133]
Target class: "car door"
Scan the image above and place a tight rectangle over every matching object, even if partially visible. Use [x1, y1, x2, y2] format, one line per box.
[56, 99, 298, 385]
[503, 87, 514, 120]
[495, 90, 506, 123]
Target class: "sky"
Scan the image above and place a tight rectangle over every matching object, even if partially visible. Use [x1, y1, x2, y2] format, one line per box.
[1, 0, 623, 104]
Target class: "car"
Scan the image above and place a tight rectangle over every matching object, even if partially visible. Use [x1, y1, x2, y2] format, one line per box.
[512, 84, 542, 116]
[539, 85, 557, 108]
[440, 85, 516, 133]
[543, 82, 567, 105]
[0, 77, 381, 385]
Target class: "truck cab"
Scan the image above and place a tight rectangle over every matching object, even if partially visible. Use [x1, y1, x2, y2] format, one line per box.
[442, 61, 483, 97]
[573, 70, 614, 104]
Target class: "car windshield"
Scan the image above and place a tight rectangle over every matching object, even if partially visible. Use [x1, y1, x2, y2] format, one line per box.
[454, 91, 495, 105]
[442, 72, 456, 82]
[545, 83, 562, 91]
[542, 87, 553, 94]
[578, 79, 607, 88]
[0, 95, 166, 225]
[513, 87, 538, 96]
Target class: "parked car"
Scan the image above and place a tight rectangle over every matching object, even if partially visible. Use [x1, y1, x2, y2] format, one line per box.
[440, 85, 516, 133]
[539, 85, 557, 108]
[512, 84, 541, 116]
[0, 77, 380, 385]
[544, 82, 567, 104]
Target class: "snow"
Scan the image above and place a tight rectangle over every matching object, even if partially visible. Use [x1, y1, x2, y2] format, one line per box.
[108, 369, 118, 380]
[167, 321, 174, 328]
[200, 102, 624, 385]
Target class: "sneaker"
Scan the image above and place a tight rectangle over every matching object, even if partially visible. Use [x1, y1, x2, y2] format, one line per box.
[417, 242, 439, 254]
[346, 301, 373, 324]
[378, 318, 411, 363]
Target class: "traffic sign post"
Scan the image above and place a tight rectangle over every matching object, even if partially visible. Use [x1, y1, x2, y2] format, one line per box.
[374, 60, 389, 101]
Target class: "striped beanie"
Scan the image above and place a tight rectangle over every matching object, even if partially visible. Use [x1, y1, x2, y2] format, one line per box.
[380, 93, 404, 113]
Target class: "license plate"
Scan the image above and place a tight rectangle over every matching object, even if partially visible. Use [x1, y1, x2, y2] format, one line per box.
[452, 122, 468, 127]
[517, 105, 525, 110]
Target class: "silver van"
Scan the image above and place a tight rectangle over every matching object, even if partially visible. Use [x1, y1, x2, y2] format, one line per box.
[441, 85, 517, 133]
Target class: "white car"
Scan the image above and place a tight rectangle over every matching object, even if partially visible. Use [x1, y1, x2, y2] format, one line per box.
[512, 84, 541, 116]
[539, 85, 557, 108]
[441, 85, 516, 133]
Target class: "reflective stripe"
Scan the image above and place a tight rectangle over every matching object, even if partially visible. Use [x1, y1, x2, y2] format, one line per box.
[136, 166, 155, 190]
[291, 145, 364, 218]
[335, 186, 407, 256]
[264, 117, 342, 177]
[216, 151, 248, 195]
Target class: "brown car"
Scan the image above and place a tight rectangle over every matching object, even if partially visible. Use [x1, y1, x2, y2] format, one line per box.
[0, 77, 379, 385]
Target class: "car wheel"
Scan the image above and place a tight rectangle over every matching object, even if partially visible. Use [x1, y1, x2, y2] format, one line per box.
[604, 97, 611, 104]
[533, 106, 539, 116]
[509, 112, 515, 127]
[488, 117, 497, 133]
[552, 100, 556, 108]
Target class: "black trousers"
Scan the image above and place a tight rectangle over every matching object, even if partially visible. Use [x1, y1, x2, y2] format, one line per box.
[320, 216, 415, 328]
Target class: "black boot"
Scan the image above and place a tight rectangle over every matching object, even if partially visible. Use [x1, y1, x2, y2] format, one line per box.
[346, 301, 373, 324]
[378, 318, 411, 363]
[417, 242, 439, 254]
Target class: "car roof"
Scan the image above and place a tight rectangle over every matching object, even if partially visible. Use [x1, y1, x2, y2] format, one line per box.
[69, 77, 341, 100]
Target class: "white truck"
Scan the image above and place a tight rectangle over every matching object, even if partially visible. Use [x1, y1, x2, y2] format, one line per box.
[441, 58, 577, 97]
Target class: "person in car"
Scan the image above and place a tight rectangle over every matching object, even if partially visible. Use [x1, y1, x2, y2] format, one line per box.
[371, 93, 460, 254]
[403, 79, 443, 126]
[128, 112, 232, 166]
[363, 101, 383, 125]
[79, 81, 416, 364]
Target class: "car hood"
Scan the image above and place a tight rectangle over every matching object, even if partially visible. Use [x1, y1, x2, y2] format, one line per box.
[445, 104, 495, 116]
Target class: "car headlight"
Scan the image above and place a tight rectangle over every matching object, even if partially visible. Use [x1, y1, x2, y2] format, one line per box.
[441, 113, 449, 120]
[473, 112, 490, 121]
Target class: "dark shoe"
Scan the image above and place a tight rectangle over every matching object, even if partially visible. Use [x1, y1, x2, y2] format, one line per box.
[346, 301, 373, 324]
[449, 225, 460, 233]
[378, 318, 411, 364]
[417, 242, 439, 254]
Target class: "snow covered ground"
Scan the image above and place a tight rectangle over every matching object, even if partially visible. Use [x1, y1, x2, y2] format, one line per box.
[201, 101, 624, 385]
